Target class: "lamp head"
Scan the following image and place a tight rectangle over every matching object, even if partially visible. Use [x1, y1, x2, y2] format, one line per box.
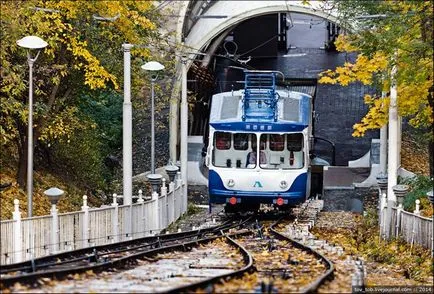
[44, 187, 64, 205]
[17, 36, 48, 49]
[141, 61, 165, 72]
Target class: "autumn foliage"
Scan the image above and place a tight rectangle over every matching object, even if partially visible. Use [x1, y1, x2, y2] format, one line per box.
[0, 1, 159, 188]
[318, 1, 433, 138]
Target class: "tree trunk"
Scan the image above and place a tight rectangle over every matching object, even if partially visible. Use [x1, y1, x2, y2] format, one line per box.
[16, 82, 62, 186]
[16, 135, 27, 188]
[428, 86, 434, 178]
[429, 140, 433, 179]
[14, 116, 27, 188]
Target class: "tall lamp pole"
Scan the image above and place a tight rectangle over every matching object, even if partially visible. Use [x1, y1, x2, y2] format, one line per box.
[180, 56, 188, 212]
[16, 36, 48, 217]
[141, 61, 165, 174]
[122, 44, 133, 205]
[387, 52, 399, 203]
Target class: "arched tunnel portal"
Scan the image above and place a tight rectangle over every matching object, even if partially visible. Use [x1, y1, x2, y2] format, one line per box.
[177, 1, 364, 168]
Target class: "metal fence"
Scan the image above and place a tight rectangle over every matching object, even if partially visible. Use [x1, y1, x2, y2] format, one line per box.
[0, 175, 186, 265]
[379, 194, 433, 253]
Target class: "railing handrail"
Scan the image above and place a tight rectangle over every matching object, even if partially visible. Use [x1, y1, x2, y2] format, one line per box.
[88, 206, 116, 213]
[0, 219, 16, 224]
[1, 180, 187, 265]
[58, 211, 84, 217]
[400, 209, 433, 221]
[21, 215, 52, 221]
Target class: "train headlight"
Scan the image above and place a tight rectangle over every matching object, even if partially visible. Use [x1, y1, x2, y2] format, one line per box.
[227, 179, 235, 187]
[279, 180, 288, 189]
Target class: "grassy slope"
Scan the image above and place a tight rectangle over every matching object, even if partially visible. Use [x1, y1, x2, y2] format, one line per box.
[0, 162, 101, 220]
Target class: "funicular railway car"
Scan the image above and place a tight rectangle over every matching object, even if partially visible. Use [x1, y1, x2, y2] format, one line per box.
[205, 70, 313, 212]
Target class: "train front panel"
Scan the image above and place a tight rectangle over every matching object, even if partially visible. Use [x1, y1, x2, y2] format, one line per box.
[207, 127, 310, 206]
[209, 168, 308, 205]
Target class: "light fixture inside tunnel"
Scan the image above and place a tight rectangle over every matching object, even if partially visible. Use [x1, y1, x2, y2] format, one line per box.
[194, 15, 228, 19]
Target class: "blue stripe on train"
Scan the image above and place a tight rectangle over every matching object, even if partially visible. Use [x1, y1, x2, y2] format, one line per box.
[209, 122, 307, 132]
[208, 170, 307, 205]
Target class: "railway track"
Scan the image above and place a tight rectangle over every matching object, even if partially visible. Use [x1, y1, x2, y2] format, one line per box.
[2, 200, 336, 293]
[182, 206, 334, 293]
[0, 216, 249, 289]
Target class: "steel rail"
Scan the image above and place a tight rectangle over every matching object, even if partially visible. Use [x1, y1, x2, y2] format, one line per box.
[174, 214, 334, 293]
[166, 233, 254, 294]
[0, 233, 228, 288]
[164, 214, 286, 293]
[0, 217, 252, 288]
[0, 218, 235, 274]
[270, 217, 335, 293]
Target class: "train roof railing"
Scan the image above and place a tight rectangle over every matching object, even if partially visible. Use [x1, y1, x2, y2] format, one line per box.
[242, 71, 281, 122]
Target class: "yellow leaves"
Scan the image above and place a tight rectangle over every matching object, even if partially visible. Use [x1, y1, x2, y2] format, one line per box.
[50, 1, 80, 20]
[334, 35, 358, 53]
[260, 250, 270, 257]
[2, 0, 158, 151]
[318, 73, 337, 85]
[319, 48, 394, 137]
[318, 1, 432, 136]
[364, 94, 373, 104]
[38, 106, 89, 143]
[352, 95, 389, 137]
[66, 36, 119, 90]
[397, 79, 432, 128]
[372, 53, 388, 70]
[319, 52, 389, 87]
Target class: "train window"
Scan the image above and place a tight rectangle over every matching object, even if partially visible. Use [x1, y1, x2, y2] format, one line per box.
[215, 132, 231, 150]
[287, 133, 303, 151]
[233, 133, 248, 150]
[259, 135, 267, 150]
[251, 135, 257, 149]
[270, 134, 284, 151]
[245, 134, 258, 168]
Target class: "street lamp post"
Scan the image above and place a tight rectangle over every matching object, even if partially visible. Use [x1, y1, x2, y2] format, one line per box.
[44, 187, 64, 254]
[122, 43, 133, 206]
[141, 61, 165, 174]
[180, 56, 188, 213]
[387, 53, 399, 203]
[16, 36, 48, 218]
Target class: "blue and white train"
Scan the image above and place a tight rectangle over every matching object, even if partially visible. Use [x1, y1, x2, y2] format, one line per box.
[205, 70, 313, 211]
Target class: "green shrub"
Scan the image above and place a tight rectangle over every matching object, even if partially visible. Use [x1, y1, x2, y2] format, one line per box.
[400, 175, 433, 212]
[47, 90, 123, 203]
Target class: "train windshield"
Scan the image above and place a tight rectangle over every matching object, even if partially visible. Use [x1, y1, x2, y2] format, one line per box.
[260, 133, 304, 169]
[212, 132, 304, 169]
[213, 132, 256, 169]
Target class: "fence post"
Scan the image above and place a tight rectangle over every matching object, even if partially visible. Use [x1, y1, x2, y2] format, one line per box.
[147, 174, 162, 234]
[428, 190, 434, 257]
[380, 193, 387, 240]
[137, 190, 144, 238]
[413, 199, 420, 215]
[137, 190, 144, 203]
[165, 165, 179, 224]
[376, 173, 388, 214]
[44, 187, 63, 254]
[161, 178, 168, 228]
[395, 203, 403, 237]
[152, 191, 159, 234]
[50, 203, 59, 254]
[111, 193, 119, 243]
[12, 199, 22, 263]
[81, 195, 89, 248]
[169, 181, 175, 224]
[176, 171, 183, 217]
[393, 185, 409, 238]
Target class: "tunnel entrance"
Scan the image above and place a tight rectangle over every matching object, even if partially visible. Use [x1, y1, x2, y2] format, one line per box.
[183, 11, 376, 168]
